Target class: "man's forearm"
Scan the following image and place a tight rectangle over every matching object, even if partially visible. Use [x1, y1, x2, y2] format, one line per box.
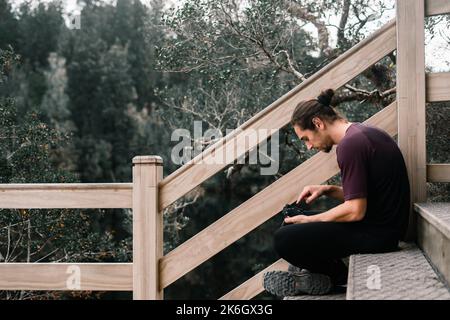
[324, 185, 344, 202]
[308, 201, 361, 222]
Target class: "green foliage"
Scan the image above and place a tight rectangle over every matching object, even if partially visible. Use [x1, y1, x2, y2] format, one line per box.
[0, 47, 131, 299]
[426, 101, 450, 202]
[16, 1, 65, 68]
[0, 0, 19, 51]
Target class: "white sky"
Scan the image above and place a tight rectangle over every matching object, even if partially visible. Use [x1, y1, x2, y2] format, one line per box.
[9, 0, 450, 71]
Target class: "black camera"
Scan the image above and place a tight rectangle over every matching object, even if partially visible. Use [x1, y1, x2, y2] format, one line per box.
[280, 201, 323, 226]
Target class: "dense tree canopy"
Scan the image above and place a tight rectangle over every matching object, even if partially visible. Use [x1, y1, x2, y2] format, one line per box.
[0, 0, 448, 299]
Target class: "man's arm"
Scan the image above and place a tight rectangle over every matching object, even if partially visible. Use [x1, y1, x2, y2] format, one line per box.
[324, 185, 344, 202]
[285, 198, 366, 224]
[296, 184, 344, 203]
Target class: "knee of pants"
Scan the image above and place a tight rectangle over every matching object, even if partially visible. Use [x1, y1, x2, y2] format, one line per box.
[274, 226, 303, 259]
[273, 225, 315, 259]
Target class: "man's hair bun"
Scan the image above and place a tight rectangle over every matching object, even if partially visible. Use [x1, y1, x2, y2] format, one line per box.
[317, 89, 335, 107]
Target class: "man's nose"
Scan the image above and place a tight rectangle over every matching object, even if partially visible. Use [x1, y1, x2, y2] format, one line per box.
[306, 142, 312, 150]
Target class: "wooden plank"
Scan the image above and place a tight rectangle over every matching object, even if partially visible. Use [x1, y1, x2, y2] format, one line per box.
[160, 102, 398, 289]
[427, 73, 450, 102]
[0, 263, 132, 291]
[159, 20, 397, 210]
[427, 164, 450, 182]
[132, 156, 163, 300]
[416, 203, 450, 285]
[220, 259, 288, 300]
[426, 0, 450, 16]
[0, 183, 132, 209]
[397, 0, 427, 240]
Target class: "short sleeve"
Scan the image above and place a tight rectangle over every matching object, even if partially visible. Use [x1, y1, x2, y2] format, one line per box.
[337, 141, 369, 201]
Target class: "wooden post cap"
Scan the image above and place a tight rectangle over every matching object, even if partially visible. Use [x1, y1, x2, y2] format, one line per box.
[132, 156, 163, 165]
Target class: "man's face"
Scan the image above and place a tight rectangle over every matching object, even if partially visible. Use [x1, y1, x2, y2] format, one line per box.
[293, 120, 334, 153]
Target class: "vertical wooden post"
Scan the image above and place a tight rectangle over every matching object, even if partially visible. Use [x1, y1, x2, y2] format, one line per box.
[396, 0, 427, 240]
[132, 156, 163, 300]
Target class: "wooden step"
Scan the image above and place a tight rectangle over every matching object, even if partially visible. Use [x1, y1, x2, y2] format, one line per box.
[347, 243, 450, 300]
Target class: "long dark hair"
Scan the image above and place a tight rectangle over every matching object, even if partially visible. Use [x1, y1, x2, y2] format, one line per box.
[290, 89, 343, 130]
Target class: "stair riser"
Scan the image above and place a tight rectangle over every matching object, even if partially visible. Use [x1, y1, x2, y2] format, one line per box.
[417, 215, 450, 286]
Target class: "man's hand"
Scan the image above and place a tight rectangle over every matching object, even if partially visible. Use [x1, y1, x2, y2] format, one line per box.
[284, 214, 312, 224]
[296, 185, 330, 204]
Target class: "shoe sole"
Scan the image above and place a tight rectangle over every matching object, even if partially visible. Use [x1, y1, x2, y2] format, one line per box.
[263, 271, 332, 297]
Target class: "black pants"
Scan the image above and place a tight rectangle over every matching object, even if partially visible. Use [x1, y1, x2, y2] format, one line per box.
[273, 220, 400, 285]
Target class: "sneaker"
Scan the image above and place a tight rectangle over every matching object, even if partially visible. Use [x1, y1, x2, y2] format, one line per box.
[263, 270, 333, 297]
[287, 264, 307, 275]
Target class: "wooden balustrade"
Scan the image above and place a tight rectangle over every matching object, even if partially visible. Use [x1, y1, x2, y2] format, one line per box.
[0, 0, 449, 299]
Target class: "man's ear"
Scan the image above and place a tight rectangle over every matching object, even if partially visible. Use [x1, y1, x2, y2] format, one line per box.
[312, 117, 323, 130]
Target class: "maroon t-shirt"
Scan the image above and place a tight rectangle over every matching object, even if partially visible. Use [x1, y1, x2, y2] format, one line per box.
[336, 123, 410, 238]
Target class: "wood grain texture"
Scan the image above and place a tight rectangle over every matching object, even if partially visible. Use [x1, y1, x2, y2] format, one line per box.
[132, 156, 163, 300]
[426, 0, 450, 16]
[427, 164, 450, 182]
[397, 0, 427, 241]
[0, 183, 132, 209]
[427, 73, 450, 102]
[0, 263, 132, 290]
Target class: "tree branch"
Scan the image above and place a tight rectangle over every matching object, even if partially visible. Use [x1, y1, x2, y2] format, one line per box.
[337, 0, 351, 48]
[285, 0, 333, 57]
[334, 86, 396, 105]
[275, 50, 306, 81]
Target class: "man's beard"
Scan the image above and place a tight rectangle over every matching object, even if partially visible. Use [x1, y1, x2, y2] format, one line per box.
[322, 144, 333, 153]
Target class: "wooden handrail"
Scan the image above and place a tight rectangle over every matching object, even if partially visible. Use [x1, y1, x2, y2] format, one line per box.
[0, 263, 132, 290]
[220, 259, 288, 300]
[160, 102, 398, 289]
[427, 164, 450, 182]
[0, 183, 132, 209]
[159, 20, 397, 210]
[426, 0, 450, 16]
[427, 73, 450, 102]
[0, 183, 131, 190]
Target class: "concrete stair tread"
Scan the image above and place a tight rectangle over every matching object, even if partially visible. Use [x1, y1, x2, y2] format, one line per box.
[415, 202, 450, 238]
[347, 243, 450, 300]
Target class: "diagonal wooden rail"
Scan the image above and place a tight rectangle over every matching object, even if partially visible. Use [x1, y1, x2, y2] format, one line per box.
[220, 259, 289, 300]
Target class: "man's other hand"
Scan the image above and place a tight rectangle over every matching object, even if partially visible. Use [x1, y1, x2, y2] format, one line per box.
[296, 185, 330, 204]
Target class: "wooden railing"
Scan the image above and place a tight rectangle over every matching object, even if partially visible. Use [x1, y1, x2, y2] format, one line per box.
[0, 0, 449, 300]
[0, 183, 132, 208]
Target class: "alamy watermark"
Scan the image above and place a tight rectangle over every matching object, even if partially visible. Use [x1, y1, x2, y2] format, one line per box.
[171, 121, 280, 175]
[366, 265, 381, 290]
[66, 265, 81, 290]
